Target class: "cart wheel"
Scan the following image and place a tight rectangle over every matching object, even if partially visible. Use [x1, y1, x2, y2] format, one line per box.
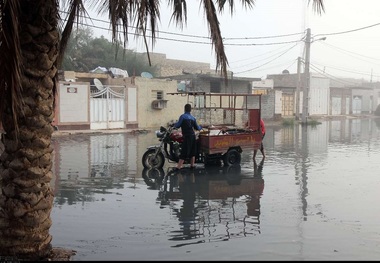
[223, 149, 241, 166]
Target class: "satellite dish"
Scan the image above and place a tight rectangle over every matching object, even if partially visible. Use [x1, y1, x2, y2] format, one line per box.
[93, 78, 104, 90]
[141, 72, 153, 79]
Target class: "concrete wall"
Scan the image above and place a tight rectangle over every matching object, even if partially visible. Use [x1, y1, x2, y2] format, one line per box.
[261, 89, 276, 120]
[134, 77, 188, 129]
[148, 52, 212, 77]
[352, 88, 375, 114]
[330, 87, 351, 115]
[55, 82, 90, 130]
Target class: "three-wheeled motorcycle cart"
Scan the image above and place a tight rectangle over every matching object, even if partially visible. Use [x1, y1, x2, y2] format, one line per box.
[168, 92, 264, 167]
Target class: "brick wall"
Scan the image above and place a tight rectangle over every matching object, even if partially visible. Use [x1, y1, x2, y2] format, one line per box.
[147, 52, 212, 77]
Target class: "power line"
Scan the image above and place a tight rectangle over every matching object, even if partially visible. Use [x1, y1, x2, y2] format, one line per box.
[59, 10, 304, 43]
[233, 43, 300, 75]
[312, 61, 380, 79]
[318, 41, 380, 64]
[61, 18, 304, 46]
[230, 43, 301, 69]
[59, 9, 380, 80]
[313, 22, 380, 38]
[309, 63, 370, 86]
[229, 43, 301, 64]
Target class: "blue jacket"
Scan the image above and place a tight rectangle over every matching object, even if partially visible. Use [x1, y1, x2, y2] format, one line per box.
[174, 112, 202, 136]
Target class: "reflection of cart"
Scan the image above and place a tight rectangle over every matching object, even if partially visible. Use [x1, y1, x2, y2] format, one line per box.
[150, 166, 265, 243]
[168, 92, 263, 166]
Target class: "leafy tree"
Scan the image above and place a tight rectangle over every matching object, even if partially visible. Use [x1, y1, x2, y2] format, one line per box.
[61, 27, 157, 76]
[0, 0, 324, 260]
[61, 26, 94, 71]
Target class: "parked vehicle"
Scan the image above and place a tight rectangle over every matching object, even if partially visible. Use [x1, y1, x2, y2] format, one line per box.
[141, 125, 203, 169]
[141, 123, 262, 169]
[142, 92, 264, 169]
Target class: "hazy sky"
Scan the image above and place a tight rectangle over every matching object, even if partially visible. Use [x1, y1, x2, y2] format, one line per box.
[83, 0, 380, 82]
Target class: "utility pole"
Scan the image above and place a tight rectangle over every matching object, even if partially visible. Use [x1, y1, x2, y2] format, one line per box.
[302, 28, 311, 124]
[296, 57, 302, 120]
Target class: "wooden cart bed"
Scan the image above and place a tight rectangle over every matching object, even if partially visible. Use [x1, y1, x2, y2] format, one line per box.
[199, 130, 262, 155]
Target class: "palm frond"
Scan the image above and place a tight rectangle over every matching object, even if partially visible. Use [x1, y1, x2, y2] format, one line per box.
[135, 0, 160, 65]
[201, 0, 228, 80]
[58, 0, 87, 66]
[215, 0, 255, 15]
[0, 0, 23, 134]
[309, 0, 325, 14]
[167, 0, 187, 28]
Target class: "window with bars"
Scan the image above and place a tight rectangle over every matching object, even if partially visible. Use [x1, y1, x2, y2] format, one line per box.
[153, 90, 164, 99]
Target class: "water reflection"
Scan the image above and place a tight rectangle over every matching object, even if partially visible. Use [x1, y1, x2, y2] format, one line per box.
[142, 164, 265, 246]
[52, 133, 138, 206]
[49, 118, 380, 260]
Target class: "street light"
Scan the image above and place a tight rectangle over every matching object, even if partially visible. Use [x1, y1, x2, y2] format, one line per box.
[301, 28, 326, 124]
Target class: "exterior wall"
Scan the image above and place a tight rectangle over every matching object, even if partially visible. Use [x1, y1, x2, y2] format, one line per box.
[260, 90, 276, 120]
[352, 88, 374, 114]
[56, 82, 90, 130]
[268, 73, 330, 118]
[251, 79, 276, 120]
[228, 79, 252, 94]
[376, 89, 380, 110]
[274, 90, 283, 118]
[180, 77, 252, 94]
[194, 95, 246, 126]
[192, 78, 212, 92]
[330, 87, 351, 115]
[148, 52, 212, 77]
[192, 94, 264, 127]
[134, 77, 187, 129]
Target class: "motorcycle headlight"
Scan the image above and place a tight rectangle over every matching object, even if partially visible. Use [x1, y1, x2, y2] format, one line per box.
[155, 130, 164, 138]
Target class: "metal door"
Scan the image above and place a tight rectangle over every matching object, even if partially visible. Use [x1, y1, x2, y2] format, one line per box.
[90, 86, 125, 129]
[331, 97, 342, 115]
[352, 96, 362, 114]
[281, 93, 294, 116]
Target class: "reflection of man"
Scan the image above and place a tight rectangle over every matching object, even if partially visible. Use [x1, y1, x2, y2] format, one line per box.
[176, 170, 198, 240]
[174, 104, 202, 170]
[247, 161, 265, 219]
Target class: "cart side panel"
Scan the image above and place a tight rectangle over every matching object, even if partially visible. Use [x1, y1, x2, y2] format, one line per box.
[199, 133, 262, 154]
[247, 109, 261, 131]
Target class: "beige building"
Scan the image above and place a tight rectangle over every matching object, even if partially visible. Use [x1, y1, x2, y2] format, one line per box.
[56, 70, 189, 130]
[54, 52, 266, 131]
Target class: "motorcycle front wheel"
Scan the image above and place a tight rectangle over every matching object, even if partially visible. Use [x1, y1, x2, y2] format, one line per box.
[142, 149, 165, 169]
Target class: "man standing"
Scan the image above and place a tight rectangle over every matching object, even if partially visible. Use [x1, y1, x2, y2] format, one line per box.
[174, 103, 202, 170]
[253, 118, 266, 160]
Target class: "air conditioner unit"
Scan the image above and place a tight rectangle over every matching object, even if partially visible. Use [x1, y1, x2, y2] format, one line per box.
[152, 99, 168, 110]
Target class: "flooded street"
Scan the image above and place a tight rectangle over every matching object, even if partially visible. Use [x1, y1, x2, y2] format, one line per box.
[50, 118, 380, 261]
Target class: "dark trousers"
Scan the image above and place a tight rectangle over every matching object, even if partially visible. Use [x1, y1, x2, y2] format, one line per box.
[180, 135, 196, 159]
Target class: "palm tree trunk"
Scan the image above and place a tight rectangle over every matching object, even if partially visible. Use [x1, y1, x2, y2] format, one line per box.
[0, 0, 59, 260]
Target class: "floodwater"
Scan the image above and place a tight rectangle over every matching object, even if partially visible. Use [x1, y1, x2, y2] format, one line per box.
[50, 118, 380, 261]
